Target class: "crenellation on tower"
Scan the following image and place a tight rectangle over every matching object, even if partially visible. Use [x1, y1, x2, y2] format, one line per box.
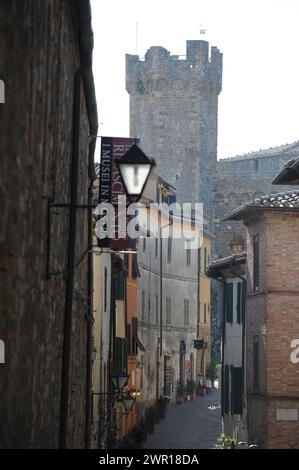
[126, 39, 222, 214]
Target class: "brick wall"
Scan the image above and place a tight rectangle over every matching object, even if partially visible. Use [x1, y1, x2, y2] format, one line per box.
[0, 1, 93, 448]
[245, 211, 299, 448]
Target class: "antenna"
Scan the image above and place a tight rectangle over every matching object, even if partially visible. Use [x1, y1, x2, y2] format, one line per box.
[199, 24, 206, 35]
[136, 22, 139, 55]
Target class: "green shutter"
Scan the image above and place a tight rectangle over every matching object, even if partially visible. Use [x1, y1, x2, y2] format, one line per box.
[230, 365, 234, 414]
[115, 271, 125, 300]
[237, 282, 241, 324]
[114, 337, 128, 373]
[224, 365, 230, 414]
[233, 367, 243, 415]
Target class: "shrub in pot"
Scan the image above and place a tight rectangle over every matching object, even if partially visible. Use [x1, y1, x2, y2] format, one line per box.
[131, 421, 147, 449]
[157, 397, 168, 419]
[145, 406, 156, 433]
[176, 381, 184, 404]
[186, 379, 196, 400]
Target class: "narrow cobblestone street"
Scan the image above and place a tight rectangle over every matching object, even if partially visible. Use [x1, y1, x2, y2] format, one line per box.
[144, 389, 222, 449]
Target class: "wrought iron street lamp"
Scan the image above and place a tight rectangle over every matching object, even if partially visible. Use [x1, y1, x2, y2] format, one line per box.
[117, 144, 156, 201]
[109, 369, 129, 393]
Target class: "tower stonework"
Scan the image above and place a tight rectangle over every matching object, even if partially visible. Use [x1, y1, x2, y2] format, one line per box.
[126, 40, 222, 213]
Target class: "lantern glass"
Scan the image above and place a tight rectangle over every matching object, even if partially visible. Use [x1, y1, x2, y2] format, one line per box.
[118, 163, 151, 197]
[122, 394, 135, 412]
[110, 370, 129, 392]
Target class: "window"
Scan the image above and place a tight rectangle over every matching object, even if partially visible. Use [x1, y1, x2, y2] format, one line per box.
[253, 335, 259, 392]
[115, 271, 125, 300]
[166, 297, 171, 324]
[204, 247, 207, 273]
[186, 247, 191, 266]
[143, 237, 146, 252]
[114, 337, 127, 373]
[126, 323, 132, 355]
[132, 253, 140, 278]
[253, 234, 259, 291]
[237, 282, 242, 323]
[204, 303, 207, 323]
[155, 237, 158, 258]
[123, 254, 129, 274]
[232, 367, 243, 415]
[254, 159, 259, 172]
[167, 238, 172, 263]
[132, 317, 138, 355]
[156, 294, 159, 324]
[225, 283, 233, 323]
[141, 290, 145, 320]
[184, 299, 189, 325]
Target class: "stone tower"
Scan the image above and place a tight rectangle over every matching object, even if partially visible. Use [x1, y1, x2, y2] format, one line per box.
[126, 40, 222, 215]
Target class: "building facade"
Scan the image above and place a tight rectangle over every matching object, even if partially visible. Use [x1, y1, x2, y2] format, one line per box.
[207, 250, 247, 444]
[136, 175, 210, 410]
[225, 190, 299, 448]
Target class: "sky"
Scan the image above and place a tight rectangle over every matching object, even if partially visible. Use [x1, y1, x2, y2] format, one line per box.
[91, 0, 299, 160]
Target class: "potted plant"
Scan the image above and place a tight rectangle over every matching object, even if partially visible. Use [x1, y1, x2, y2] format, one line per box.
[157, 396, 168, 419]
[176, 381, 184, 404]
[118, 432, 134, 449]
[206, 358, 218, 388]
[186, 379, 196, 401]
[131, 421, 147, 449]
[144, 406, 156, 434]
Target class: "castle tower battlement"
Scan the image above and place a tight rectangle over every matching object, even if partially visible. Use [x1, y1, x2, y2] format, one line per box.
[126, 40, 222, 213]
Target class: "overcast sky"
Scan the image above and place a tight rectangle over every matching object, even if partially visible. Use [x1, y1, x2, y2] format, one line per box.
[91, 0, 299, 160]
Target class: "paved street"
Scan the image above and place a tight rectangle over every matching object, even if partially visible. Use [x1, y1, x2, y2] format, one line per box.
[144, 388, 222, 449]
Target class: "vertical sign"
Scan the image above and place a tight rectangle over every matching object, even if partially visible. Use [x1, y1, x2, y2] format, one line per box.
[99, 137, 135, 249]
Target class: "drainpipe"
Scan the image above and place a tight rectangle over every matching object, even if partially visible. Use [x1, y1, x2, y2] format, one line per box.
[76, 0, 98, 449]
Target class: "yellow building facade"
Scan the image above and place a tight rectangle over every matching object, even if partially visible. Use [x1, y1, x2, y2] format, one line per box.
[196, 225, 213, 380]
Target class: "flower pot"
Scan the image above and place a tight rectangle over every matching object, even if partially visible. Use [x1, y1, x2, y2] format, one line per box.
[148, 424, 154, 434]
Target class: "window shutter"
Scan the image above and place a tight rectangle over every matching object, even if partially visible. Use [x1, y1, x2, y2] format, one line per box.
[132, 253, 140, 278]
[126, 324, 132, 355]
[132, 317, 138, 355]
[241, 282, 246, 323]
[233, 367, 243, 415]
[115, 337, 128, 373]
[115, 271, 125, 300]
[237, 282, 241, 324]
[225, 283, 233, 323]
[230, 365, 234, 414]
[224, 365, 230, 414]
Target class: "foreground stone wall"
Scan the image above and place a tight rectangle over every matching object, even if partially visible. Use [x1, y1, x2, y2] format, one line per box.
[0, 1, 91, 448]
